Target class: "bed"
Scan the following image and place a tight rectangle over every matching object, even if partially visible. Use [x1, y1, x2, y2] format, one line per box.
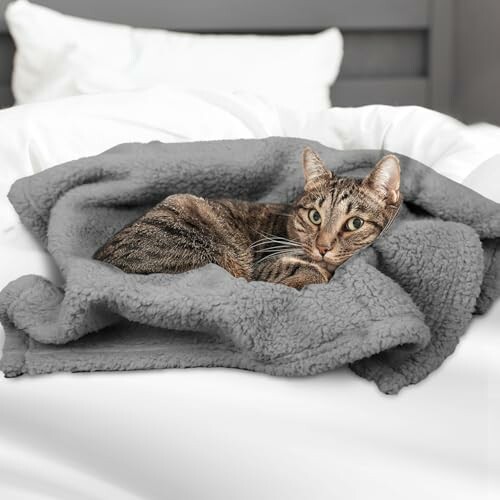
[0, 0, 455, 110]
[0, 1, 498, 499]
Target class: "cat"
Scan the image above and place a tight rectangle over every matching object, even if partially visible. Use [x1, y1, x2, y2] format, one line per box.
[93, 147, 402, 289]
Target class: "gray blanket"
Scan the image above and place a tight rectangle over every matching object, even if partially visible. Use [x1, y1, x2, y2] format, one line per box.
[1, 137, 499, 394]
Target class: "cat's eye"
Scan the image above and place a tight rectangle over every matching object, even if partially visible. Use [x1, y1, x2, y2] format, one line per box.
[308, 209, 322, 225]
[345, 217, 364, 231]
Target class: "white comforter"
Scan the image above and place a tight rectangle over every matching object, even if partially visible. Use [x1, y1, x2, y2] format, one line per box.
[0, 88, 499, 500]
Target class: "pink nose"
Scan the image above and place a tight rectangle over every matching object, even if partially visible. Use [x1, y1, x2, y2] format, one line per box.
[317, 245, 330, 256]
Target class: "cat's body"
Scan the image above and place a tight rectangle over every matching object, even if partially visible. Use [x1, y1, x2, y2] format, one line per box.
[93, 196, 330, 286]
[94, 148, 402, 289]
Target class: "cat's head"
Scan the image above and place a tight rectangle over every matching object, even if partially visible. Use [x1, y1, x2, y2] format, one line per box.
[287, 147, 402, 269]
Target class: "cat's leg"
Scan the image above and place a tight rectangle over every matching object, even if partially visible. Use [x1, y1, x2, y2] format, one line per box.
[94, 194, 253, 279]
[253, 256, 332, 290]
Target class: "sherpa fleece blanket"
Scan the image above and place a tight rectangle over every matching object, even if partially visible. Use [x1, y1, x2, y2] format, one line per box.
[1, 138, 499, 394]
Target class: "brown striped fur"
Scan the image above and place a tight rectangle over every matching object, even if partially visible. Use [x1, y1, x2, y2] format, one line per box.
[94, 148, 402, 289]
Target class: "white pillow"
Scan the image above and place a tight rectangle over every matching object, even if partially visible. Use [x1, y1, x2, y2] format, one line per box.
[6, 0, 343, 111]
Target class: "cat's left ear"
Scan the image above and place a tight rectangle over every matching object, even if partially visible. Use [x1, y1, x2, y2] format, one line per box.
[302, 147, 333, 191]
[363, 154, 401, 205]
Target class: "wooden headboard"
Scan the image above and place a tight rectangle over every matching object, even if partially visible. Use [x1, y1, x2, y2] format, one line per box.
[0, 0, 454, 112]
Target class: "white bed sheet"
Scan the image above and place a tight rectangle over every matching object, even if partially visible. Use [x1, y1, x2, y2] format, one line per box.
[1, 98, 499, 499]
[1, 192, 499, 500]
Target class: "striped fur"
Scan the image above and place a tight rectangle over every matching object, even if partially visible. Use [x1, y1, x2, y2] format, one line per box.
[94, 149, 402, 289]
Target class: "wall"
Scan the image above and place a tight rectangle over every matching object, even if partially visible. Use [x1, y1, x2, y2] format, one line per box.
[454, 0, 500, 124]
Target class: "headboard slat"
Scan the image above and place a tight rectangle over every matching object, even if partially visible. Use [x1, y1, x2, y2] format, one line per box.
[333, 77, 427, 108]
[0, 0, 430, 33]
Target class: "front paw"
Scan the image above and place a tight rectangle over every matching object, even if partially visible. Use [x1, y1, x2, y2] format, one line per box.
[310, 262, 334, 281]
[280, 260, 332, 289]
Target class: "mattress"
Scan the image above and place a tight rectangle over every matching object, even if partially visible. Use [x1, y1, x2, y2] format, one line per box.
[1, 94, 499, 499]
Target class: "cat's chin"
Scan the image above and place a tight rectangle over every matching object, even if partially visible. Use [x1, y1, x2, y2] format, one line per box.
[325, 263, 337, 273]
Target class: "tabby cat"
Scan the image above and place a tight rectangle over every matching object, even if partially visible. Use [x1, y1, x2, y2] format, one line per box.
[94, 148, 402, 289]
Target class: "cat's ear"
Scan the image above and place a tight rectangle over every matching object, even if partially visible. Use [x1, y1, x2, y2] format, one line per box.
[363, 154, 401, 205]
[302, 147, 332, 191]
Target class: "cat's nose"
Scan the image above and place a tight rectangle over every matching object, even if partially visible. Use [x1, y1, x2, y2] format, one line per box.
[317, 245, 331, 256]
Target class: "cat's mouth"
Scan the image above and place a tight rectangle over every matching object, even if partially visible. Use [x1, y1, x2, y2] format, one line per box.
[309, 249, 346, 268]
[303, 242, 347, 268]
[309, 251, 336, 267]
[307, 255, 338, 274]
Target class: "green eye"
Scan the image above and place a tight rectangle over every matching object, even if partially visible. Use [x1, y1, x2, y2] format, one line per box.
[308, 209, 322, 225]
[345, 217, 364, 231]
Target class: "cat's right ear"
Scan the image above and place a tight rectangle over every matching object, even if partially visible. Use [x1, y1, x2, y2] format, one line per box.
[302, 147, 332, 191]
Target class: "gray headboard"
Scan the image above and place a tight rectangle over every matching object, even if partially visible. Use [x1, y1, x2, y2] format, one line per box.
[0, 0, 454, 112]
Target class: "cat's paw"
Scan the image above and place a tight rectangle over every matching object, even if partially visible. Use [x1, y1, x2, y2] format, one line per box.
[279, 258, 332, 289]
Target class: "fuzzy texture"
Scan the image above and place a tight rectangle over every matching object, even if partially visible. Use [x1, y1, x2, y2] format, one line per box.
[92, 149, 402, 289]
[0, 137, 499, 394]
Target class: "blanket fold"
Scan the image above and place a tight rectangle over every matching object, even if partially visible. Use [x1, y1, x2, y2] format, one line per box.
[1, 137, 499, 394]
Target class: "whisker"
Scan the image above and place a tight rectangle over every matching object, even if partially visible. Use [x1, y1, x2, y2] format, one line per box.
[250, 237, 301, 249]
[254, 239, 301, 247]
[255, 249, 304, 265]
[250, 239, 285, 249]
[254, 229, 275, 238]
[254, 244, 301, 253]
[263, 235, 301, 245]
[250, 239, 271, 248]
[377, 204, 401, 239]
[254, 230, 298, 243]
